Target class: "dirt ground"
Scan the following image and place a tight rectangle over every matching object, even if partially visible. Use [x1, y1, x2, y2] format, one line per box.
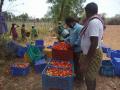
[103, 25, 120, 49]
[0, 25, 120, 90]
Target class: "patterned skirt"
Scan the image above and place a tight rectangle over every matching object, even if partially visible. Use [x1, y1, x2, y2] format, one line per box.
[79, 49, 103, 81]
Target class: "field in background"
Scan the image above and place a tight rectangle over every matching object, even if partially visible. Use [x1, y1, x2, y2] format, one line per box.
[103, 25, 120, 49]
[7, 21, 56, 40]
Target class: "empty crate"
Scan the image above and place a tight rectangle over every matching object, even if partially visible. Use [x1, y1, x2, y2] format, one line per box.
[112, 58, 120, 76]
[100, 60, 115, 77]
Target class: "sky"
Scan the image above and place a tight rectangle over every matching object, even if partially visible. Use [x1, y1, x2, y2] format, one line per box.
[2, 0, 120, 18]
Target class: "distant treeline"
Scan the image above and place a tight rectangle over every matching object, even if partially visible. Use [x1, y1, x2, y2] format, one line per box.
[3, 11, 120, 25]
[106, 15, 120, 25]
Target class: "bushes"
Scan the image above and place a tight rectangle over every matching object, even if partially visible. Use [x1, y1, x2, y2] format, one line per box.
[107, 15, 120, 25]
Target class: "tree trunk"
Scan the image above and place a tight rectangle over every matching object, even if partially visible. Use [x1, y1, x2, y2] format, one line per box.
[58, 0, 66, 21]
[0, 0, 4, 13]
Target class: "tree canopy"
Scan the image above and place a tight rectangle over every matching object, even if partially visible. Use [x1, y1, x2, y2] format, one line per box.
[0, 0, 16, 12]
[46, 0, 86, 21]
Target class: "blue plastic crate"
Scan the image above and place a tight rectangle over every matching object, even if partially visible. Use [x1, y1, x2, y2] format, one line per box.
[11, 66, 30, 76]
[34, 59, 47, 73]
[47, 45, 52, 49]
[102, 47, 111, 53]
[100, 60, 115, 77]
[106, 49, 112, 58]
[110, 50, 120, 59]
[42, 66, 73, 90]
[17, 46, 27, 58]
[35, 40, 44, 46]
[48, 59, 73, 69]
[112, 58, 120, 76]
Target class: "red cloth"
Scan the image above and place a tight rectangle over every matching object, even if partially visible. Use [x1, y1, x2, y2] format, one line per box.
[12, 28, 18, 39]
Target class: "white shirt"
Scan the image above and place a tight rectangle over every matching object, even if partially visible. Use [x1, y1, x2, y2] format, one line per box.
[81, 18, 104, 55]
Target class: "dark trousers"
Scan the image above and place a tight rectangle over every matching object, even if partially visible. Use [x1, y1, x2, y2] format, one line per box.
[73, 52, 80, 76]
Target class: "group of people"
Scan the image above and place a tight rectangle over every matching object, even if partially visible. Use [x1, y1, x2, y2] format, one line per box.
[10, 23, 38, 41]
[10, 2, 105, 90]
[57, 2, 105, 90]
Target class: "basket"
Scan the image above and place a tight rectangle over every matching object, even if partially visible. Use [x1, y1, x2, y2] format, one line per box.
[99, 60, 115, 77]
[42, 66, 73, 90]
[112, 58, 120, 76]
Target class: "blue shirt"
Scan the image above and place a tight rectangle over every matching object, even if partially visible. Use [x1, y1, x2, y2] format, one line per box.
[65, 23, 83, 52]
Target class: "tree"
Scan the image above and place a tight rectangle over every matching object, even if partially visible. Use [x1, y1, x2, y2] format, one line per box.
[18, 13, 29, 21]
[47, 0, 86, 21]
[0, 0, 4, 12]
[0, 0, 16, 13]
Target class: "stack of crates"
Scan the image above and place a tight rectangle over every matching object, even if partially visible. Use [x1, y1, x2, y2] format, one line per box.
[106, 50, 120, 76]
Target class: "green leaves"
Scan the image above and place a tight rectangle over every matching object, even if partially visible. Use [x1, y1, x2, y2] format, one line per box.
[46, 0, 86, 21]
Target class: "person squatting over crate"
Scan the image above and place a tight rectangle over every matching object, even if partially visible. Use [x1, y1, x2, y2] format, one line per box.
[64, 17, 83, 80]
[56, 21, 70, 42]
[10, 23, 19, 41]
[79, 2, 105, 90]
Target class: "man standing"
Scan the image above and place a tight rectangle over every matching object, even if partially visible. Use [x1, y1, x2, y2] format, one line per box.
[80, 2, 104, 90]
[64, 17, 83, 79]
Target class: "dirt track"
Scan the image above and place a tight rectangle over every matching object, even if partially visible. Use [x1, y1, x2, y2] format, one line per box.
[103, 25, 120, 49]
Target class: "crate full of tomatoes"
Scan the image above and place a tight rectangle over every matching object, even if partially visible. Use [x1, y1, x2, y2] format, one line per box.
[52, 42, 73, 61]
[42, 66, 73, 90]
[49, 60, 73, 69]
[10, 63, 30, 76]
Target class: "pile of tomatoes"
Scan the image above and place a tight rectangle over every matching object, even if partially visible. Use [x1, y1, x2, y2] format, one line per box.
[46, 67, 72, 77]
[12, 63, 29, 68]
[53, 42, 71, 50]
[50, 60, 72, 69]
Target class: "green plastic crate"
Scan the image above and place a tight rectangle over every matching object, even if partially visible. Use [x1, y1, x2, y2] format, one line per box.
[27, 45, 42, 63]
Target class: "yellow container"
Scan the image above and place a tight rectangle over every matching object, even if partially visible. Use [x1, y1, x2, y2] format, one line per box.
[24, 53, 30, 62]
[44, 48, 52, 58]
